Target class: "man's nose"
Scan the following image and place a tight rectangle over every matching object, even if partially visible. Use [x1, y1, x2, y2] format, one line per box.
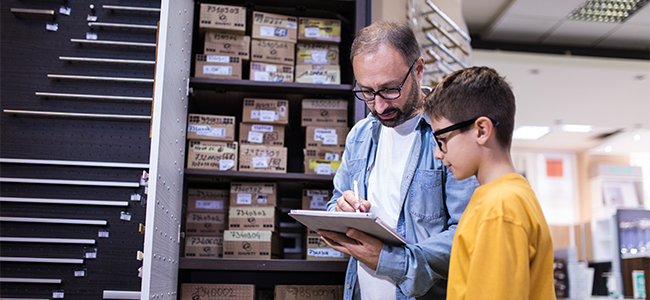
[373, 96, 390, 114]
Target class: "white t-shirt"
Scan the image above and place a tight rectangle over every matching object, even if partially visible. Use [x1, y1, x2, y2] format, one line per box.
[357, 113, 422, 300]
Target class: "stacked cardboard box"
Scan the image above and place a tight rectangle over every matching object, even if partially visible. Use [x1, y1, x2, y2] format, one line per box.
[181, 284, 255, 300]
[301, 99, 348, 175]
[250, 11, 297, 82]
[186, 113, 238, 171]
[184, 189, 229, 258]
[295, 18, 341, 85]
[301, 189, 349, 261]
[239, 98, 288, 173]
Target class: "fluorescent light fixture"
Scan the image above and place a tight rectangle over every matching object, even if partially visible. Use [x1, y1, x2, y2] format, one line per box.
[568, 0, 649, 23]
[561, 124, 594, 133]
[605, 146, 613, 152]
[634, 134, 641, 141]
[513, 126, 551, 140]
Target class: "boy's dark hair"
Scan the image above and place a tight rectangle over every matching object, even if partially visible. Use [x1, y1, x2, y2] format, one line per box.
[424, 66, 515, 149]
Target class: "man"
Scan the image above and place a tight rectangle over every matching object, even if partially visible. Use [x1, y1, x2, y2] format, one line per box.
[318, 21, 478, 300]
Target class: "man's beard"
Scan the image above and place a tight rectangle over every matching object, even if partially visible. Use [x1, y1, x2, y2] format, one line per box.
[372, 76, 421, 128]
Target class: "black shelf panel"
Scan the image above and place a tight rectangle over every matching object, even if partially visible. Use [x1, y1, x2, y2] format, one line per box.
[185, 169, 335, 182]
[179, 258, 347, 272]
[190, 78, 353, 96]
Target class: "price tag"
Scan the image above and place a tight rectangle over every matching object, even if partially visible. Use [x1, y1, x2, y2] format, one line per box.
[131, 194, 141, 201]
[323, 134, 338, 145]
[206, 55, 229, 63]
[74, 270, 86, 277]
[46, 23, 59, 31]
[98, 230, 109, 238]
[195, 200, 223, 210]
[53, 291, 65, 298]
[86, 32, 98, 40]
[120, 211, 132, 221]
[87, 15, 98, 21]
[259, 110, 277, 122]
[252, 156, 268, 168]
[219, 159, 234, 171]
[325, 153, 340, 161]
[252, 124, 273, 132]
[85, 252, 97, 259]
[316, 164, 332, 175]
[310, 50, 328, 64]
[59, 6, 72, 15]
[247, 131, 264, 143]
[305, 27, 321, 38]
[237, 193, 252, 205]
[265, 65, 277, 73]
[260, 26, 275, 37]
[256, 194, 268, 204]
[310, 199, 327, 210]
[203, 65, 232, 75]
[253, 71, 269, 81]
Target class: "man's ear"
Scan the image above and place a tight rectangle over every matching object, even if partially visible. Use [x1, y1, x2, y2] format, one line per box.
[475, 117, 494, 146]
[415, 57, 425, 83]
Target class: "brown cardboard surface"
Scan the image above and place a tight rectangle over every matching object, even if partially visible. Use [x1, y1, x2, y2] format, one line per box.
[303, 148, 344, 175]
[229, 182, 277, 206]
[252, 11, 297, 43]
[187, 189, 229, 212]
[305, 126, 348, 150]
[296, 43, 339, 65]
[185, 212, 227, 236]
[186, 140, 238, 171]
[275, 285, 344, 300]
[194, 54, 242, 80]
[242, 98, 289, 124]
[181, 284, 255, 300]
[204, 32, 250, 59]
[301, 189, 332, 210]
[184, 236, 223, 258]
[298, 17, 342, 43]
[238, 145, 287, 173]
[249, 62, 294, 82]
[301, 99, 348, 127]
[199, 4, 246, 34]
[187, 114, 235, 141]
[251, 39, 295, 65]
[295, 64, 340, 85]
[239, 123, 285, 146]
[306, 235, 349, 261]
[222, 230, 283, 259]
[228, 206, 277, 231]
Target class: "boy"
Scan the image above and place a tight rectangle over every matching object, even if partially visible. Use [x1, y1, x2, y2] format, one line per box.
[424, 66, 556, 300]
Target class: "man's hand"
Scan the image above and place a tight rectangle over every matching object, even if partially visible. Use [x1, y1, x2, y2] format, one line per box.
[318, 228, 383, 270]
[335, 190, 371, 212]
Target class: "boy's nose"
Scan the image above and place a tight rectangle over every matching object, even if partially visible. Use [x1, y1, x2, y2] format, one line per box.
[433, 146, 444, 160]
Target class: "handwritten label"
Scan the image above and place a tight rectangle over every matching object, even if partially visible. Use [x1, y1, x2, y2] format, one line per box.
[219, 159, 234, 170]
[308, 248, 344, 258]
[247, 131, 264, 143]
[188, 213, 225, 223]
[231, 184, 274, 194]
[252, 124, 273, 132]
[189, 236, 223, 246]
[252, 156, 268, 168]
[206, 55, 229, 63]
[195, 200, 223, 210]
[203, 65, 232, 75]
[224, 230, 272, 241]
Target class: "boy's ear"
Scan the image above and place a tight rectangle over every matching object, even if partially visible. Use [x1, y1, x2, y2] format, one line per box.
[474, 117, 494, 146]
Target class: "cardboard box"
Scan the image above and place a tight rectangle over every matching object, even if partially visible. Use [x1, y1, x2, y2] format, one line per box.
[242, 98, 289, 124]
[187, 189, 229, 213]
[295, 64, 340, 85]
[195, 54, 242, 80]
[305, 126, 348, 150]
[302, 189, 332, 210]
[228, 206, 277, 231]
[298, 17, 342, 43]
[230, 182, 277, 207]
[251, 39, 295, 65]
[250, 62, 294, 82]
[304, 148, 343, 175]
[187, 114, 235, 141]
[296, 43, 339, 65]
[187, 140, 238, 171]
[306, 235, 349, 261]
[223, 230, 283, 259]
[185, 212, 227, 236]
[199, 4, 246, 34]
[238, 145, 287, 173]
[204, 32, 250, 60]
[301, 99, 348, 127]
[252, 11, 297, 43]
[275, 285, 344, 300]
[239, 123, 285, 146]
[184, 236, 223, 258]
[181, 284, 255, 300]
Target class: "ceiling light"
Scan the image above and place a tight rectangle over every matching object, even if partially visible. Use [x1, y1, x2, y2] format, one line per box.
[513, 126, 551, 140]
[634, 134, 641, 141]
[561, 124, 594, 133]
[605, 146, 613, 152]
[567, 0, 648, 23]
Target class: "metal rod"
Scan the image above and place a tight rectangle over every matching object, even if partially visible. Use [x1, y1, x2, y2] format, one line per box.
[47, 74, 154, 83]
[71, 38, 156, 48]
[103, 291, 141, 299]
[0, 197, 129, 207]
[59, 56, 155, 65]
[0, 158, 149, 169]
[0, 177, 140, 188]
[102, 5, 161, 12]
[0, 217, 108, 225]
[0, 237, 96, 244]
[3, 109, 151, 121]
[425, 33, 469, 68]
[36, 91, 152, 101]
[0, 257, 84, 264]
[423, 0, 471, 42]
[0, 278, 62, 284]
[424, 17, 469, 56]
[10, 8, 55, 15]
[424, 48, 456, 72]
[89, 22, 157, 30]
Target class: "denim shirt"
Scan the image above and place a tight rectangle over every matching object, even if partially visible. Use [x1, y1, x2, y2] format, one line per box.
[328, 113, 478, 300]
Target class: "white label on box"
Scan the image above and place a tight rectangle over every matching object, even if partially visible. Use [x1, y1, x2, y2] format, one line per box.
[323, 134, 338, 145]
[74, 270, 86, 277]
[259, 110, 278, 122]
[310, 199, 327, 210]
[252, 124, 273, 132]
[86, 32, 98, 40]
[188, 125, 209, 132]
[237, 193, 252, 205]
[312, 194, 325, 202]
[316, 164, 332, 175]
[257, 194, 268, 204]
[314, 128, 337, 141]
[53, 291, 65, 298]
[87, 15, 98, 21]
[260, 26, 275, 37]
[247, 131, 264, 143]
[312, 75, 327, 84]
[307, 190, 328, 196]
[252, 156, 269, 168]
[46, 23, 59, 31]
[305, 27, 321, 38]
[203, 65, 232, 75]
[308, 248, 344, 258]
[279, 105, 286, 117]
[195, 200, 224, 210]
[286, 21, 297, 29]
[325, 153, 340, 161]
[59, 6, 72, 15]
[206, 55, 229, 63]
[265, 65, 277, 73]
[197, 127, 226, 137]
[253, 71, 269, 81]
[219, 159, 234, 170]
[310, 50, 328, 64]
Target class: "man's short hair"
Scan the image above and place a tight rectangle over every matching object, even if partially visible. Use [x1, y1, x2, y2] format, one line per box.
[350, 21, 421, 66]
[424, 66, 516, 149]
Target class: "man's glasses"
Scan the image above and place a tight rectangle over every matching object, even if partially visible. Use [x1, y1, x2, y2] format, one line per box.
[352, 60, 417, 102]
[433, 117, 499, 153]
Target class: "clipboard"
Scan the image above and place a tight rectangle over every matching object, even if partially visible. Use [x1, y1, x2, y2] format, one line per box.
[288, 210, 410, 245]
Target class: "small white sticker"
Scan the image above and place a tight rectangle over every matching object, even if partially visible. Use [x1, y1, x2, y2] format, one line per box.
[247, 131, 264, 143]
[85, 252, 97, 259]
[312, 75, 328, 84]
[219, 159, 234, 171]
[310, 199, 327, 210]
[253, 71, 269, 81]
[310, 50, 328, 64]
[120, 211, 132, 221]
[252, 124, 273, 132]
[59, 6, 72, 15]
[323, 134, 338, 145]
[87, 15, 98, 21]
[260, 26, 275, 37]
[259, 110, 277, 122]
[131, 194, 141, 201]
[207, 55, 229, 63]
[53, 291, 65, 298]
[74, 270, 86, 277]
[46, 23, 59, 31]
[98, 230, 109, 238]
[252, 156, 269, 168]
[305, 27, 320, 38]
[325, 153, 340, 161]
[86, 32, 98, 40]
[279, 105, 286, 117]
[286, 21, 297, 29]
[257, 194, 268, 204]
[316, 164, 332, 175]
[203, 65, 232, 75]
[237, 193, 252, 205]
[265, 65, 277, 73]
[195, 200, 223, 210]
[308, 248, 344, 258]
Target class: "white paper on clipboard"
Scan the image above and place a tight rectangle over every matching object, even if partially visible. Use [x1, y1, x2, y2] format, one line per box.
[288, 210, 409, 246]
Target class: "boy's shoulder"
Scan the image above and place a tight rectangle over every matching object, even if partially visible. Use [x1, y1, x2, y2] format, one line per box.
[471, 173, 538, 223]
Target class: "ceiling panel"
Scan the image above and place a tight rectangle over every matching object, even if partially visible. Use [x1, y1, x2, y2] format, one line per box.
[626, 6, 650, 25]
[507, 0, 584, 18]
[597, 23, 650, 49]
[541, 20, 621, 46]
[461, 0, 513, 33]
[484, 16, 561, 42]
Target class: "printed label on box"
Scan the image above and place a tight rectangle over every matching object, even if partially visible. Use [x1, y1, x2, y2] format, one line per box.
[265, 65, 277, 72]
[206, 55, 230, 63]
[308, 248, 345, 258]
[325, 153, 340, 161]
[231, 184, 275, 194]
[259, 111, 277, 122]
[305, 27, 320, 38]
[307, 190, 329, 196]
[195, 200, 224, 210]
[237, 193, 252, 205]
[260, 26, 275, 37]
[203, 65, 232, 75]
[219, 159, 234, 170]
[252, 125, 274, 132]
[310, 199, 327, 210]
[247, 131, 264, 143]
[257, 194, 268, 204]
[253, 156, 268, 168]
[316, 164, 332, 175]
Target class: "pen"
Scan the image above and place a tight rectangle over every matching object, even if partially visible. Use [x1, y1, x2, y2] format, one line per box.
[353, 180, 360, 213]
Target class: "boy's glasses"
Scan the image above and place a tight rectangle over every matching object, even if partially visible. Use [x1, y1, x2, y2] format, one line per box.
[352, 60, 417, 102]
[433, 117, 499, 153]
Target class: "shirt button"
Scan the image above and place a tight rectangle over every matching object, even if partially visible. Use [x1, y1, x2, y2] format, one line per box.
[346, 284, 351, 289]
[366, 166, 370, 171]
